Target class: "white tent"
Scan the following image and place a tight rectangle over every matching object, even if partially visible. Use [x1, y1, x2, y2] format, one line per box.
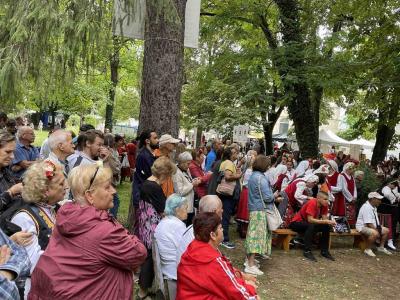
[319, 129, 350, 146]
[350, 138, 375, 149]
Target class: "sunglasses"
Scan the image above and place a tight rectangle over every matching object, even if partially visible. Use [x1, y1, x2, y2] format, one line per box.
[87, 166, 100, 191]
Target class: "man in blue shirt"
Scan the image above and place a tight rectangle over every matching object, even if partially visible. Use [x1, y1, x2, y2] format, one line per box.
[205, 138, 222, 172]
[0, 228, 31, 300]
[11, 126, 39, 179]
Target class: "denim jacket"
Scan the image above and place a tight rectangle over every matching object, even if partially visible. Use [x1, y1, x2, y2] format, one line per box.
[248, 171, 274, 211]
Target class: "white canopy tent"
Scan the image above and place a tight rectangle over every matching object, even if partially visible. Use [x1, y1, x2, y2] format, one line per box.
[319, 128, 350, 146]
[350, 138, 375, 149]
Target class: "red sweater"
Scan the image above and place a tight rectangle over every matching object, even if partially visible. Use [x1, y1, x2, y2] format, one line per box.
[189, 160, 212, 198]
[29, 203, 147, 300]
[177, 240, 257, 300]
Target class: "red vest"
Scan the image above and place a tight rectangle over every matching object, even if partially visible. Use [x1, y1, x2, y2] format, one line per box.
[327, 172, 339, 187]
[343, 173, 355, 198]
[284, 178, 307, 207]
[274, 174, 288, 192]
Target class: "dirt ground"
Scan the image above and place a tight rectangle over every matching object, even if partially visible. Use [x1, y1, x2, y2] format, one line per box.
[221, 231, 399, 300]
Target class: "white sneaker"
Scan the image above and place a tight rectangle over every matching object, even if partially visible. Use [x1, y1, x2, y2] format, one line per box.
[244, 259, 260, 268]
[387, 240, 396, 250]
[377, 247, 393, 255]
[244, 265, 264, 276]
[364, 249, 376, 257]
[256, 253, 272, 260]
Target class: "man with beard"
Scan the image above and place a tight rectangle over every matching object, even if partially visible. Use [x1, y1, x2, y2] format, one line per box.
[131, 130, 159, 209]
[11, 126, 39, 179]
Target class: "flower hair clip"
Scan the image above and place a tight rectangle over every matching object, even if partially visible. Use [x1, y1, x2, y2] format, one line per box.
[44, 160, 57, 180]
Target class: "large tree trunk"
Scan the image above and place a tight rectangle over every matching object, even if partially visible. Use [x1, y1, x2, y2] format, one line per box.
[105, 37, 119, 132]
[274, 0, 319, 159]
[138, 0, 187, 137]
[371, 108, 397, 167]
[263, 123, 274, 155]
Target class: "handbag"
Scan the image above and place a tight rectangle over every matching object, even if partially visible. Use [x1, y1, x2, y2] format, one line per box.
[331, 216, 350, 233]
[258, 175, 282, 231]
[216, 175, 236, 196]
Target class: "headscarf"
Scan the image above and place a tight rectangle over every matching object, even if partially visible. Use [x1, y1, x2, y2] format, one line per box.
[326, 160, 339, 173]
[304, 174, 319, 183]
[295, 160, 310, 177]
[273, 164, 288, 184]
[343, 162, 355, 173]
[313, 164, 330, 175]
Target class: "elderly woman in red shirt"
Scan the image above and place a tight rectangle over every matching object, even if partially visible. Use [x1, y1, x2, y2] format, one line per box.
[189, 149, 212, 199]
[28, 164, 147, 299]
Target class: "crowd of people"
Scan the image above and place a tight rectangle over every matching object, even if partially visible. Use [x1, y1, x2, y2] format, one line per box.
[0, 112, 399, 299]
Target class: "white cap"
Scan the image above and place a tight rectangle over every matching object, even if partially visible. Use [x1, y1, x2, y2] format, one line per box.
[368, 192, 384, 200]
[159, 134, 180, 146]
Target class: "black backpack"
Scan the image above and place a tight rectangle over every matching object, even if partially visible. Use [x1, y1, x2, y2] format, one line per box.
[0, 201, 54, 250]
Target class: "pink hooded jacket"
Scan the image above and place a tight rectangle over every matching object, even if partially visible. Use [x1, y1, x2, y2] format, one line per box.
[28, 202, 147, 300]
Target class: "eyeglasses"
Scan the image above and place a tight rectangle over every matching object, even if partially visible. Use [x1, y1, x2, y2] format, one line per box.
[87, 166, 100, 191]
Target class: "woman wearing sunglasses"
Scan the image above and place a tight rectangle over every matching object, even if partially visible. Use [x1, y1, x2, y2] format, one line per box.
[28, 164, 147, 300]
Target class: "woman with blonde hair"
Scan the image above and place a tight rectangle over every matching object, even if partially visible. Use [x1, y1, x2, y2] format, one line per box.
[11, 160, 66, 298]
[29, 163, 147, 299]
[135, 156, 177, 299]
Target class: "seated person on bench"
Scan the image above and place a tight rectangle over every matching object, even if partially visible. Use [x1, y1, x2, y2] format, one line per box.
[356, 192, 393, 257]
[289, 191, 336, 262]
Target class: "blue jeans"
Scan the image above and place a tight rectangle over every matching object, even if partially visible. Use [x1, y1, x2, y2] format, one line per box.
[220, 194, 235, 242]
[110, 193, 120, 217]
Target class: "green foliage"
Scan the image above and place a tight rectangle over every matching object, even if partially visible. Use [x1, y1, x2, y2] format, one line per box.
[356, 162, 381, 208]
[182, 0, 353, 135]
[328, 0, 400, 143]
[1, 0, 142, 124]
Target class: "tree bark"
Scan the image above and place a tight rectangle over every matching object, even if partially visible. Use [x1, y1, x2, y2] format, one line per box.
[371, 104, 399, 166]
[138, 0, 187, 137]
[274, 0, 319, 158]
[371, 123, 395, 167]
[263, 123, 274, 155]
[105, 37, 120, 132]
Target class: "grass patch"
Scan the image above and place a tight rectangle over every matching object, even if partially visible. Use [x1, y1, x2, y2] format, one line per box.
[116, 181, 131, 226]
[115, 181, 400, 299]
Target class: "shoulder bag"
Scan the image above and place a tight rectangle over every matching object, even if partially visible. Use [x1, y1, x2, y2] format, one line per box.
[258, 174, 282, 231]
[216, 175, 236, 196]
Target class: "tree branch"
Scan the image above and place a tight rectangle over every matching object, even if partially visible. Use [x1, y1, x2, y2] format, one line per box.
[200, 11, 256, 26]
[258, 14, 277, 50]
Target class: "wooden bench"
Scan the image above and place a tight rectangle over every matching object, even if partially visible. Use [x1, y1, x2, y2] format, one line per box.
[273, 228, 366, 252]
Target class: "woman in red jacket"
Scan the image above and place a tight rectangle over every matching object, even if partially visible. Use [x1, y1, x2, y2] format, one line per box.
[29, 164, 147, 300]
[177, 212, 259, 300]
[189, 149, 212, 199]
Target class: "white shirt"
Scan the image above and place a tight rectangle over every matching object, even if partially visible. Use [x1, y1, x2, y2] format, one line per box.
[154, 216, 187, 280]
[294, 181, 311, 205]
[265, 167, 276, 185]
[382, 186, 400, 204]
[242, 169, 253, 187]
[67, 150, 96, 171]
[11, 205, 56, 298]
[176, 225, 194, 265]
[39, 138, 51, 159]
[337, 173, 357, 202]
[356, 201, 379, 232]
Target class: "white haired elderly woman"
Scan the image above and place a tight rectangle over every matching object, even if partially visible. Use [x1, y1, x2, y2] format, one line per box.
[11, 160, 66, 298]
[173, 151, 201, 225]
[154, 194, 188, 300]
[29, 164, 147, 299]
[279, 173, 319, 228]
[332, 162, 357, 224]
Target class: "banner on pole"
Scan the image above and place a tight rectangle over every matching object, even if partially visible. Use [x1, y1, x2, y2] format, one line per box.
[114, 0, 201, 48]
